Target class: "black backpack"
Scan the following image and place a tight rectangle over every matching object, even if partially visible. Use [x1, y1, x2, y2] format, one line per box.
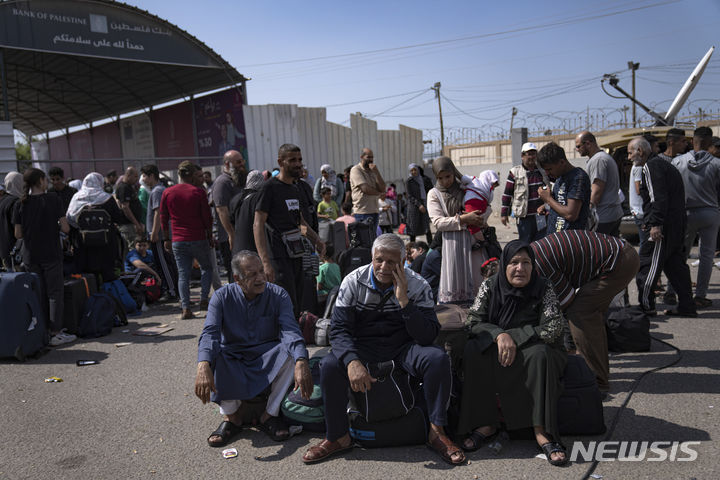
[76, 206, 112, 247]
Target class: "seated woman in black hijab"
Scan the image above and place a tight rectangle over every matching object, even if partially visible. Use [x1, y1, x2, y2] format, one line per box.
[457, 240, 568, 466]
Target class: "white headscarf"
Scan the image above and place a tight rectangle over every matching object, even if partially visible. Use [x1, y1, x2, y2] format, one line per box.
[4, 171, 23, 198]
[66, 172, 112, 224]
[68, 179, 82, 190]
[408, 163, 426, 201]
[320, 164, 337, 197]
[476, 170, 500, 203]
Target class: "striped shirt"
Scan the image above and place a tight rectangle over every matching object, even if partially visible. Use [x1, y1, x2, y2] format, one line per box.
[530, 230, 625, 308]
[500, 168, 546, 217]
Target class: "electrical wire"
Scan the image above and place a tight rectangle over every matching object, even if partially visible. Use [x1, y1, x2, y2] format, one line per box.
[323, 88, 428, 108]
[238, 0, 680, 68]
[580, 335, 683, 480]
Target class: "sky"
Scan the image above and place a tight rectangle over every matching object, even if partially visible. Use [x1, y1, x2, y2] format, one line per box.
[104, 0, 720, 145]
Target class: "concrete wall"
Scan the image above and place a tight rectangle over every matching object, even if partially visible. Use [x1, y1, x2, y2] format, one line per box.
[242, 105, 422, 190]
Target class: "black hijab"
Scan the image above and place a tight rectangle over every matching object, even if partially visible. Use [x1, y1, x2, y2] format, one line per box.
[487, 240, 544, 329]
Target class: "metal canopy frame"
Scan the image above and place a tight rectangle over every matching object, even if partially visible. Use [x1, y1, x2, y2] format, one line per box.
[0, 0, 247, 135]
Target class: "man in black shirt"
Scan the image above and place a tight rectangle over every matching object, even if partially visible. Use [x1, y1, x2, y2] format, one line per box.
[104, 169, 118, 194]
[115, 166, 145, 254]
[48, 167, 77, 213]
[254, 144, 325, 317]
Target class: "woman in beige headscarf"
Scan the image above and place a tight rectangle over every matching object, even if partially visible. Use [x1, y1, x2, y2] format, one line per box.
[427, 157, 487, 303]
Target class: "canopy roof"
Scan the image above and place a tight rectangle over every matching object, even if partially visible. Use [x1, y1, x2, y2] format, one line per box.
[0, 0, 247, 135]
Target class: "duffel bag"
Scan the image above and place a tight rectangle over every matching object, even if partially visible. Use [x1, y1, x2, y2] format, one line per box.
[281, 356, 325, 432]
[349, 407, 427, 448]
[353, 360, 415, 423]
[606, 306, 651, 352]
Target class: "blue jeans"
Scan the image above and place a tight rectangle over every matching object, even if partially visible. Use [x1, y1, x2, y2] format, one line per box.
[516, 215, 547, 243]
[354, 213, 379, 235]
[172, 240, 214, 309]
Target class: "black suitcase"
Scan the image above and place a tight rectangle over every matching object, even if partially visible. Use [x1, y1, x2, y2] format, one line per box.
[433, 304, 469, 372]
[557, 354, 606, 435]
[63, 278, 88, 335]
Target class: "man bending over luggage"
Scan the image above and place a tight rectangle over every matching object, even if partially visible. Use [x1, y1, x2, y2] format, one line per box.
[530, 230, 639, 394]
[303, 233, 465, 465]
[195, 250, 312, 447]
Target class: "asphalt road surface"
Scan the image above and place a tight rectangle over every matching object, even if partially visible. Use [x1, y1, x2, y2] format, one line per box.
[1, 226, 718, 479]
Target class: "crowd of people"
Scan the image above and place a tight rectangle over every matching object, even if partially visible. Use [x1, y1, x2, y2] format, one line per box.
[3, 127, 719, 466]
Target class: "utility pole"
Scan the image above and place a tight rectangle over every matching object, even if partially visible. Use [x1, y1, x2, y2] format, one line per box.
[628, 61, 639, 127]
[509, 107, 518, 132]
[432, 82, 444, 152]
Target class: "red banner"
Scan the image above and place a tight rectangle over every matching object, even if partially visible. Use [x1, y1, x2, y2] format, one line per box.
[69, 130, 93, 160]
[93, 123, 123, 159]
[153, 102, 195, 158]
[49, 136, 70, 160]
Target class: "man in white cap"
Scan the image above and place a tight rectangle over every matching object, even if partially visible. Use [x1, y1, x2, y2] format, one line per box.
[500, 142, 550, 242]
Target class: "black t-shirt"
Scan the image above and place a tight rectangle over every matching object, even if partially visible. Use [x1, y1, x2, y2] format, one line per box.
[50, 185, 77, 213]
[296, 179, 318, 233]
[12, 194, 64, 264]
[115, 181, 142, 225]
[256, 178, 302, 258]
[0, 194, 19, 258]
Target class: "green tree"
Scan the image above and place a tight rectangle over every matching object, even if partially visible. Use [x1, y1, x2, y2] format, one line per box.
[15, 139, 32, 172]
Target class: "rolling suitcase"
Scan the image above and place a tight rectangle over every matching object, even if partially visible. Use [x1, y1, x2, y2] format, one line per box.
[557, 354, 606, 435]
[63, 277, 88, 335]
[0, 272, 48, 360]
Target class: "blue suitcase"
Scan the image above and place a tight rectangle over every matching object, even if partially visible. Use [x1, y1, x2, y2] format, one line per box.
[0, 272, 48, 360]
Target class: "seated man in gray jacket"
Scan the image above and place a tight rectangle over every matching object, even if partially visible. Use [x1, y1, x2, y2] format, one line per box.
[302, 234, 464, 466]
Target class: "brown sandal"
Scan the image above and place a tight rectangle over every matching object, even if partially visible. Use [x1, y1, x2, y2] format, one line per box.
[302, 439, 354, 464]
[426, 433, 466, 465]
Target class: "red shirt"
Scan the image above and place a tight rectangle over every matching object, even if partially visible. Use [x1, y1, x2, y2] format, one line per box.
[159, 183, 213, 242]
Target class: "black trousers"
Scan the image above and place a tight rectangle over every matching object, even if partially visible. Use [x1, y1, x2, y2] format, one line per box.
[636, 231, 695, 313]
[219, 240, 233, 284]
[271, 255, 304, 319]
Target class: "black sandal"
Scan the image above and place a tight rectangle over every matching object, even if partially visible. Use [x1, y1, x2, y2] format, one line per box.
[462, 428, 497, 452]
[207, 420, 242, 447]
[540, 441, 568, 466]
[258, 415, 290, 441]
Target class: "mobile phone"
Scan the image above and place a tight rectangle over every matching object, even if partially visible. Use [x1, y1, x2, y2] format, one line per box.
[76, 360, 99, 366]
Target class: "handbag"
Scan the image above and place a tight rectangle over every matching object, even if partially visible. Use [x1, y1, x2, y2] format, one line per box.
[353, 360, 415, 423]
[266, 223, 305, 259]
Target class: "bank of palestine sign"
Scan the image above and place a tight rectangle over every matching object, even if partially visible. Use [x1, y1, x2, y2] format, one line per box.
[0, 0, 222, 68]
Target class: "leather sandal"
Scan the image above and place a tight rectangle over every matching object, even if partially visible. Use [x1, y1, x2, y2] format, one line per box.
[207, 420, 242, 447]
[302, 439, 354, 464]
[426, 433, 465, 465]
[462, 428, 497, 452]
[258, 416, 290, 441]
[540, 441, 568, 466]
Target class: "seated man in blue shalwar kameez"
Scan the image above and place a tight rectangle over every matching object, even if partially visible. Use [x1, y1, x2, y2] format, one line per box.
[195, 250, 312, 447]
